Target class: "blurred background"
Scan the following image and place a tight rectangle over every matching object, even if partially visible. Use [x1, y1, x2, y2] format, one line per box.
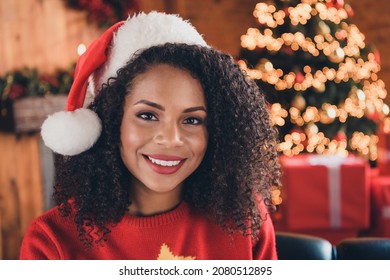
[0, 0, 389, 259]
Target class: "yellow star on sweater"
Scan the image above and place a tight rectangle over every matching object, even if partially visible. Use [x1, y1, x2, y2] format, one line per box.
[157, 243, 195, 260]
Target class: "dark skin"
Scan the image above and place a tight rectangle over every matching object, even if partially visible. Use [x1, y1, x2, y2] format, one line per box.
[120, 64, 208, 216]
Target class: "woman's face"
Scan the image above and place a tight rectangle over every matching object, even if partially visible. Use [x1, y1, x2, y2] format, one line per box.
[120, 64, 208, 197]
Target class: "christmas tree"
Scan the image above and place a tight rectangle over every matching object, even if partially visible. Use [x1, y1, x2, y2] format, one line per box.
[238, 0, 387, 163]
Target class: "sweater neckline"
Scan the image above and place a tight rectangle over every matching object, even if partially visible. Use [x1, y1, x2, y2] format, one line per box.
[121, 201, 190, 228]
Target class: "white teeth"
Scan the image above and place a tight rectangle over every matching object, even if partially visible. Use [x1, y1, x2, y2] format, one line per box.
[148, 156, 181, 167]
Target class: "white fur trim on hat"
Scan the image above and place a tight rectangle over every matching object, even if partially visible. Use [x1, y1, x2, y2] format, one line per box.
[92, 11, 208, 94]
[41, 109, 102, 156]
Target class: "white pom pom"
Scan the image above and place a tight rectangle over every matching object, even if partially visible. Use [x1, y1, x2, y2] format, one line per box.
[41, 108, 102, 156]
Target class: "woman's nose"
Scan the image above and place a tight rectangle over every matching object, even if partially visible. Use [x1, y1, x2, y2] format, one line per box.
[153, 122, 184, 148]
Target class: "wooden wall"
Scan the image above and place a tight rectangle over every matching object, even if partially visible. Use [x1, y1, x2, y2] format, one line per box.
[0, 0, 101, 75]
[0, 133, 44, 259]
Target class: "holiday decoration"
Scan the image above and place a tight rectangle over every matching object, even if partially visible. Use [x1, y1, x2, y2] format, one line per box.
[275, 153, 370, 243]
[278, 153, 370, 230]
[64, 0, 140, 27]
[0, 66, 74, 133]
[238, 0, 388, 162]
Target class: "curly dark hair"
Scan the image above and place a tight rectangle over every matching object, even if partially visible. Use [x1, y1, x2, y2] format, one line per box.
[54, 43, 281, 247]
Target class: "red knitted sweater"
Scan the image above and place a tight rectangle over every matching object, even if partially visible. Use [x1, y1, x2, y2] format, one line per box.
[19, 201, 277, 260]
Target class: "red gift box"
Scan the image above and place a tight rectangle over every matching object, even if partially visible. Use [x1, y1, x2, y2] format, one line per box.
[369, 172, 390, 237]
[275, 154, 370, 232]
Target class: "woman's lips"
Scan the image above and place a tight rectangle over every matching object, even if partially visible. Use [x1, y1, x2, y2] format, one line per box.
[143, 154, 186, 174]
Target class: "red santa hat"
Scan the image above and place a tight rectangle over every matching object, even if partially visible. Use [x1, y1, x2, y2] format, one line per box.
[41, 12, 208, 156]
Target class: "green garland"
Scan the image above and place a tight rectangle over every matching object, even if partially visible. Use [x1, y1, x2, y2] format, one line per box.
[0, 65, 74, 102]
[0, 65, 75, 132]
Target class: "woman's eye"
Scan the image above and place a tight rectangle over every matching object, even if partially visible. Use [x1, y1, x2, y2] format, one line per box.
[137, 112, 158, 121]
[183, 117, 203, 125]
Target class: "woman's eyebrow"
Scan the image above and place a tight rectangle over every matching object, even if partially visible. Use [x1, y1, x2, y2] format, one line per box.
[134, 99, 165, 111]
[134, 99, 206, 113]
[183, 106, 207, 113]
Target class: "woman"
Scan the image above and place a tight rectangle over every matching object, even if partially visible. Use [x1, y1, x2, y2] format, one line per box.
[20, 12, 281, 260]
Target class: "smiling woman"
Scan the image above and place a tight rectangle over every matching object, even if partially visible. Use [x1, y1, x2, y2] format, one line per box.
[120, 64, 208, 216]
[19, 12, 282, 260]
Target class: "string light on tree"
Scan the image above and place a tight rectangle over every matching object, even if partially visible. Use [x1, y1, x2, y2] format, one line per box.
[238, 0, 388, 162]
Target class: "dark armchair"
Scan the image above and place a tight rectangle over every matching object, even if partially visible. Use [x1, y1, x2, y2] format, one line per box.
[276, 231, 336, 260]
[336, 237, 390, 260]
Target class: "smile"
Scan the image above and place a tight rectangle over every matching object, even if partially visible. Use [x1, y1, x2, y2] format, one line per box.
[144, 154, 186, 175]
[147, 156, 181, 167]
